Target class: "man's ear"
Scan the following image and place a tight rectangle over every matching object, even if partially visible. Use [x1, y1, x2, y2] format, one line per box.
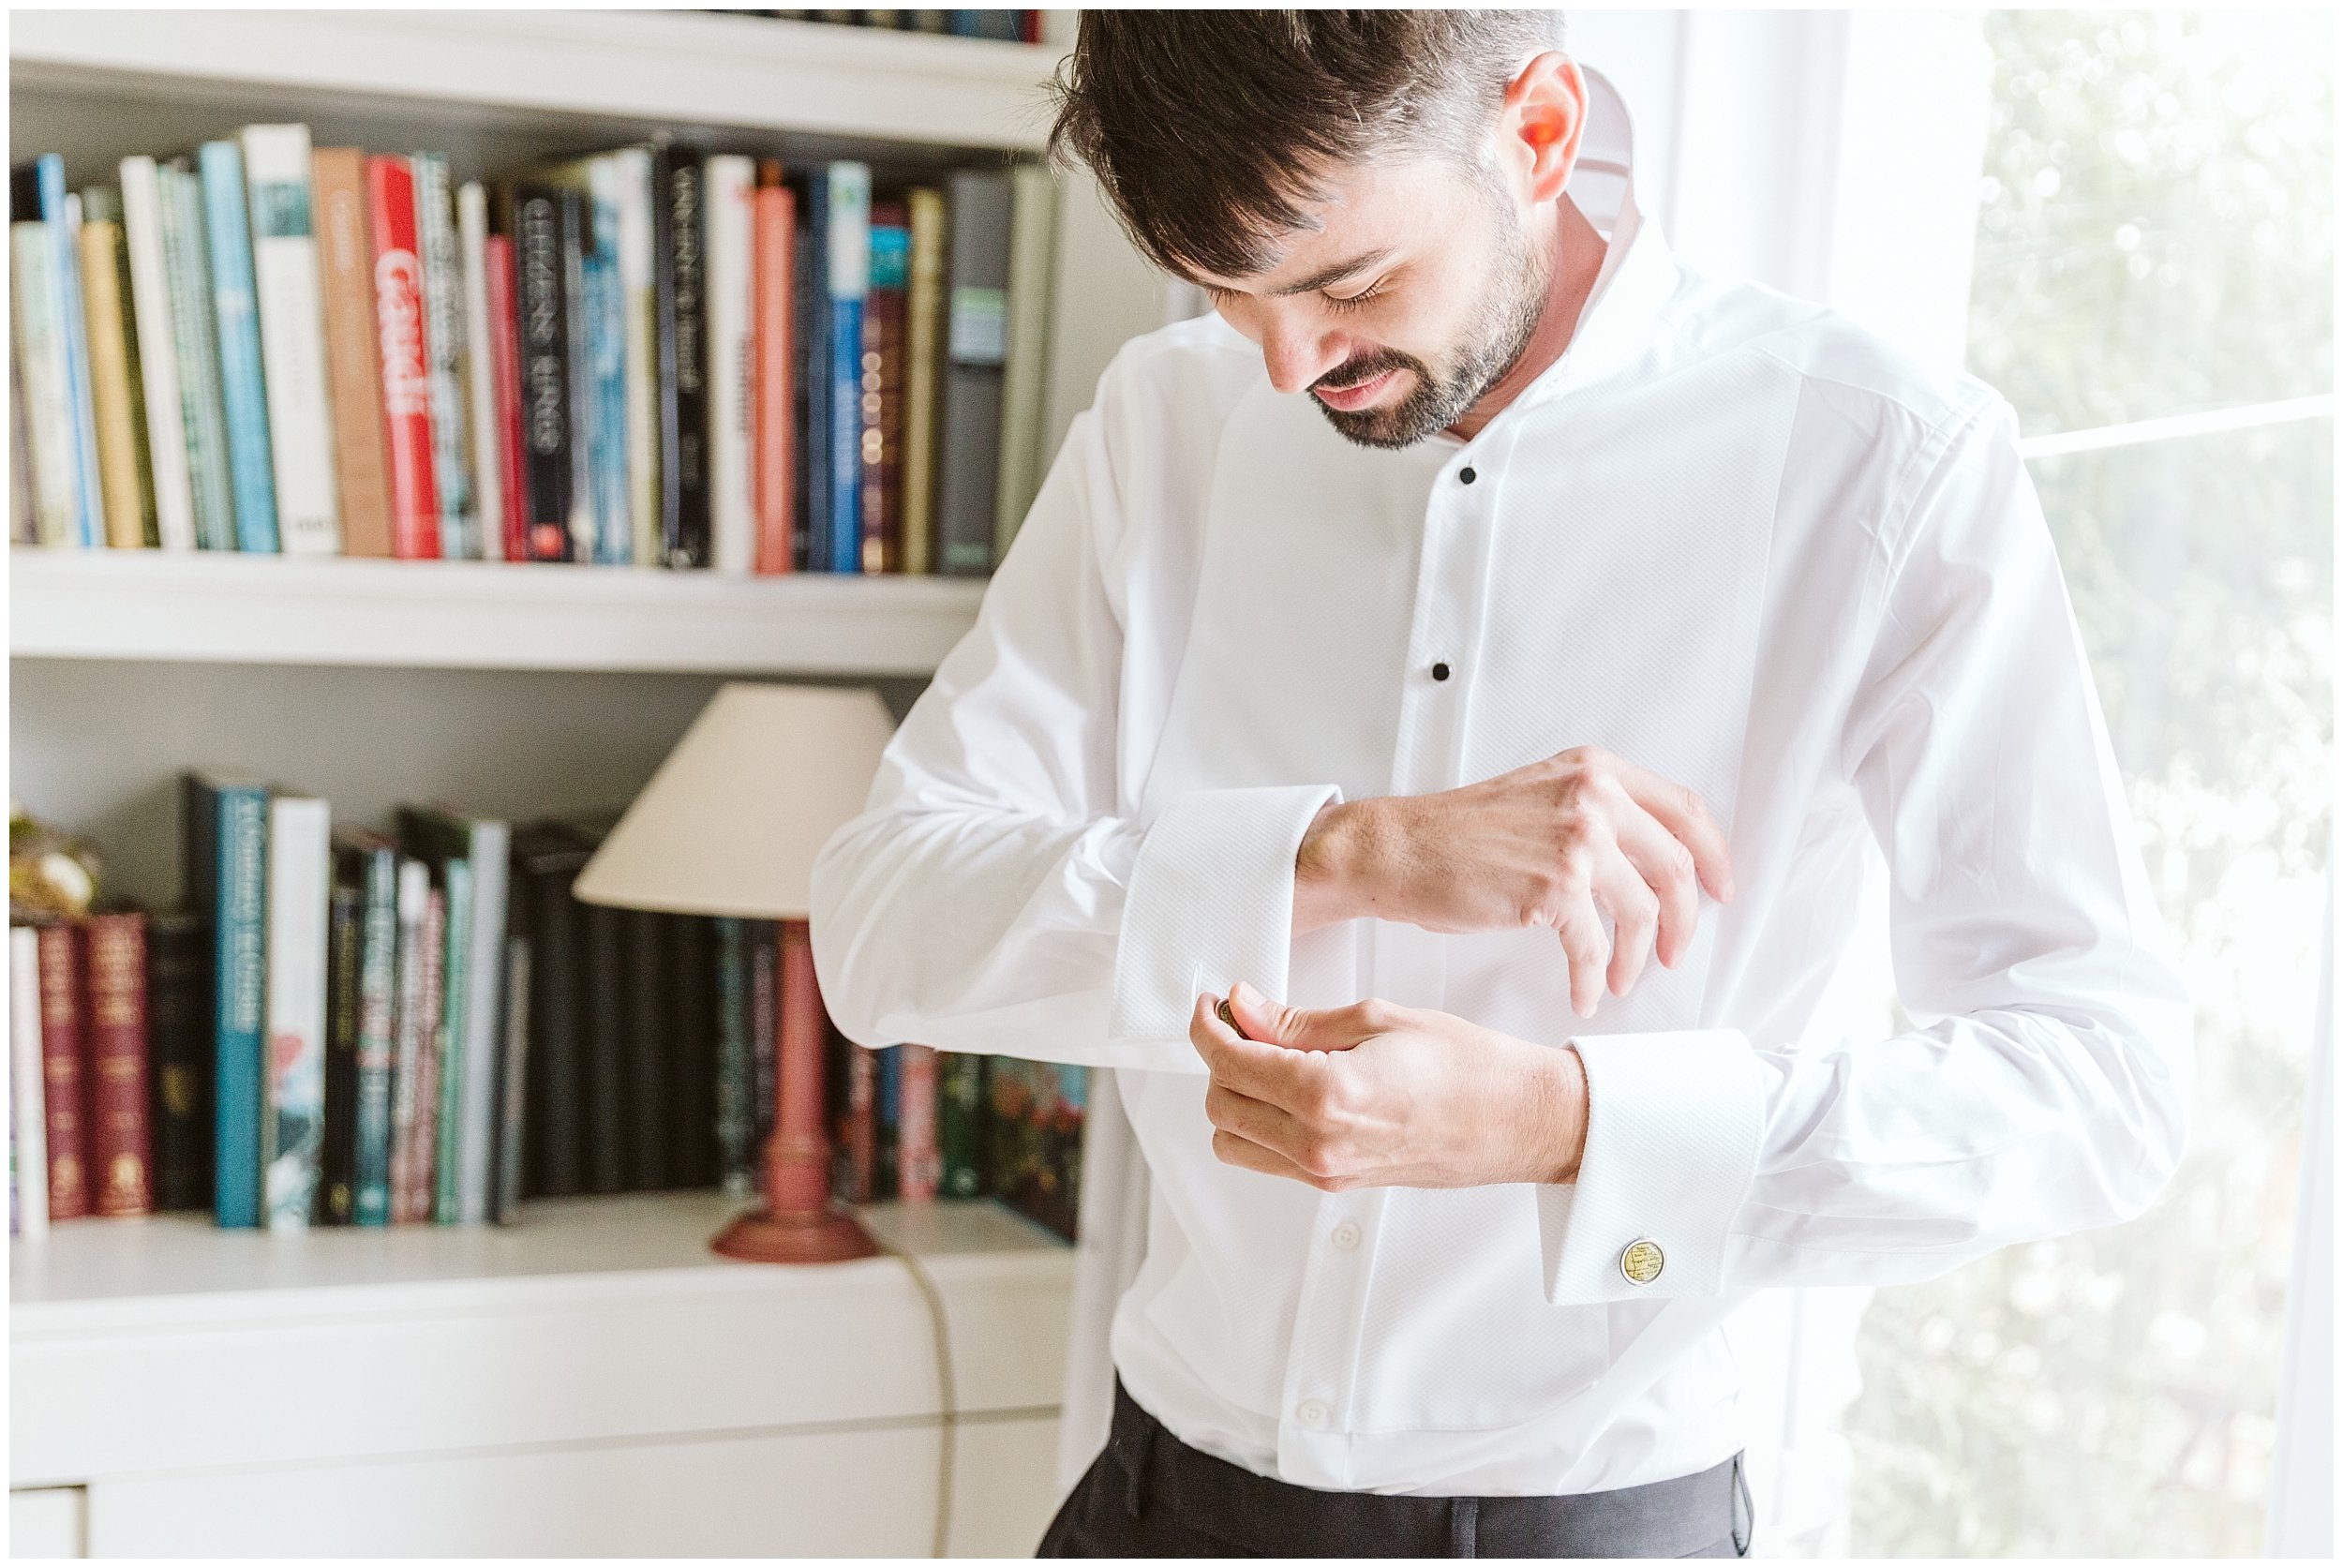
[1500, 52, 1588, 205]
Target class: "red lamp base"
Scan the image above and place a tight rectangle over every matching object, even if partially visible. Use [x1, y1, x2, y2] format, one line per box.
[710, 1204, 880, 1265]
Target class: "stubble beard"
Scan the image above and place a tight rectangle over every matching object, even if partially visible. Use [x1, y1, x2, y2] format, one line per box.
[1311, 201, 1554, 451]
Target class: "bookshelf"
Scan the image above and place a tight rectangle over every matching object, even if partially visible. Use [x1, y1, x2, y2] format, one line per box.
[9, 8, 1161, 1556]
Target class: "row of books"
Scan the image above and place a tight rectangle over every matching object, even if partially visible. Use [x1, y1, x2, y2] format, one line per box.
[747, 11, 1043, 40]
[9, 129, 1057, 576]
[8, 792, 1086, 1241]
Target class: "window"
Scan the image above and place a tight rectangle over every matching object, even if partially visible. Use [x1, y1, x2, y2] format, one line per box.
[1841, 11, 2333, 1555]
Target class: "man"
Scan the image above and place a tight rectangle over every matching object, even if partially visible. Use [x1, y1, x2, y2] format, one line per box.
[813, 11, 2191, 1559]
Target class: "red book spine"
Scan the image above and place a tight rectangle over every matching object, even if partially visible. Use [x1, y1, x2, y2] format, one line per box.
[485, 232, 531, 563]
[36, 924, 90, 1221]
[897, 1043, 939, 1202]
[1020, 10, 1041, 44]
[750, 175, 796, 575]
[84, 912, 153, 1217]
[367, 156, 442, 559]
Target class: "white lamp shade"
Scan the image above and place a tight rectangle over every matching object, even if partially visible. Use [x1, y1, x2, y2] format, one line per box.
[573, 682, 896, 919]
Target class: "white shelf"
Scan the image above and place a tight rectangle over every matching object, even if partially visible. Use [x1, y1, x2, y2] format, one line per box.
[10, 547, 991, 676]
[10, 7, 1066, 154]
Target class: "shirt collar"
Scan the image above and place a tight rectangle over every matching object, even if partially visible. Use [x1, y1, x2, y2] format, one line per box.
[1508, 64, 1682, 414]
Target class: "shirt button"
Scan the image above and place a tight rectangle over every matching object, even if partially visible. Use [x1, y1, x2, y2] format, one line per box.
[1331, 1221, 1362, 1251]
[1619, 1238, 1665, 1285]
[1296, 1399, 1329, 1428]
[1458, 466, 1478, 485]
[1431, 662, 1451, 681]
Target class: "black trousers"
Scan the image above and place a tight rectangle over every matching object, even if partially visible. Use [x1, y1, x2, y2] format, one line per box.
[1040, 1382, 1754, 1559]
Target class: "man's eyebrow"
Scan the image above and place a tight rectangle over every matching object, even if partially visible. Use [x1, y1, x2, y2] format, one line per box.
[1228, 246, 1393, 299]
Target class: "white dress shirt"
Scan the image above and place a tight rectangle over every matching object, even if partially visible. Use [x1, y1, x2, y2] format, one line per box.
[811, 67, 2192, 1498]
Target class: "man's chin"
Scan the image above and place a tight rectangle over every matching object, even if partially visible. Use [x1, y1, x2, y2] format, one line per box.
[1314, 393, 1443, 451]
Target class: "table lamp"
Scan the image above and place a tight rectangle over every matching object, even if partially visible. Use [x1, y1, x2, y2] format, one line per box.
[573, 681, 896, 1264]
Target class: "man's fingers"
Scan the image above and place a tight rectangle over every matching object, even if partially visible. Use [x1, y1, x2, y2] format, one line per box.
[1204, 1081, 1307, 1162]
[1610, 807, 1700, 969]
[1211, 1127, 1325, 1187]
[1611, 761, 1735, 903]
[1224, 980, 1374, 1053]
[1592, 850, 1659, 996]
[1189, 993, 1321, 1106]
[1553, 889, 1610, 1020]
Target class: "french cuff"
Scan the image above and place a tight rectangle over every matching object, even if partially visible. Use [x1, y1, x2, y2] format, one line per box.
[1108, 784, 1341, 1054]
[1537, 1029, 1764, 1304]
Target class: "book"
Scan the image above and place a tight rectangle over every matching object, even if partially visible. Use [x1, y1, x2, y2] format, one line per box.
[624, 908, 669, 1188]
[395, 804, 509, 1224]
[432, 856, 471, 1222]
[511, 820, 593, 1198]
[587, 159, 633, 566]
[309, 148, 395, 558]
[667, 915, 718, 1188]
[704, 155, 756, 575]
[184, 769, 271, 1228]
[612, 147, 659, 569]
[656, 146, 711, 569]
[10, 928, 48, 1238]
[36, 923, 91, 1220]
[336, 829, 401, 1226]
[994, 168, 1057, 558]
[405, 882, 447, 1223]
[241, 125, 343, 554]
[85, 911, 156, 1217]
[263, 791, 331, 1232]
[874, 1039, 902, 1201]
[584, 900, 627, 1192]
[118, 158, 198, 550]
[988, 1058, 1086, 1241]
[861, 204, 909, 574]
[753, 170, 798, 574]
[145, 910, 211, 1212]
[11, 222, 83, 546]
[793, 164, 826, 572]
[901, 187, 946, 575]
[157, 162, 239, 552]
[36, 155, 107, 548]
[78, 196, 158, 549]
[366, 156, 441, 558]
[714, 917, 754, 1196]
[835, 1037, 876, 1203]
[824, 162, 872, 575]
[897, 1042, 939, 1202]
[494, 934, 531, 1224]
[458, 181, 506, 560]
[512, 185, 578, 560]
[197, 141, 282, 554]
[412, 154, 477, 560]
[939, 1051, 986, 1198]
[387, 859, 431, 1223]
[485, 231, 531, 562]
[8, 352, 29, 545]
[938, 169, 1010, 575]
[321, 862, 364, 1223]
[749, 918, 779, 1150]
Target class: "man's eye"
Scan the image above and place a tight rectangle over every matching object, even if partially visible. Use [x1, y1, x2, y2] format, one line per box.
[1323, 283, 1385, 313]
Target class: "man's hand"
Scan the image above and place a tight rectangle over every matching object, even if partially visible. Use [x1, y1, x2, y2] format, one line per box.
[1292, 746, 1733, 1017]
[1189, 982, 1588, 1191]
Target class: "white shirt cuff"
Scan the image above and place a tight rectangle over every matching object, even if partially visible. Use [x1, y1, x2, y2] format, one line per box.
[1537, 1029, 1764, 1303]
[1108, 784, 1341, 1057]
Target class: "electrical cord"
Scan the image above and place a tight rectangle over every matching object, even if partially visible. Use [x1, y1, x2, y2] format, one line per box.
[873, 1233, 960, 1559]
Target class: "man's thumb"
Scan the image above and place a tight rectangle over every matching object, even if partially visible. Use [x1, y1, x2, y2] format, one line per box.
[1227, 980, 1364, 1053]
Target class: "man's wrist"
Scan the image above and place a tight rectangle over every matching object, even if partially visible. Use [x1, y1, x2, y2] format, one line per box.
[1294, 798, 1392, 934]
[1528, 1042, 1589, 1185]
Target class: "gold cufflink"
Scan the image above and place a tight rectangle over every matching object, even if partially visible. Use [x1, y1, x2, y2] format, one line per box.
[1619, 1239, 1664, 1285]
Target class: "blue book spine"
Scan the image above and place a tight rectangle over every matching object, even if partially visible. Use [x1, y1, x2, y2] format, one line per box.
[798, 180, 830, 572]
[36, 157, 105, 548]
[213, 782, 272, 1229]
[589, 253, 630, 564]
[825, 163, 870, 575]
[353, 844, 399, 1226]
[197, 142, 281, 554]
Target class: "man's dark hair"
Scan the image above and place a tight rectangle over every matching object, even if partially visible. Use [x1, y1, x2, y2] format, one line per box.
[1047, 9, 1566, 280]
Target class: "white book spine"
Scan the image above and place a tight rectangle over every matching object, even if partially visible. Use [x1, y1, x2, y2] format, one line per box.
[457, 181, 505, 561]
[10, 227, 82, 547]
[263, 795, 332, 1233]
[703, 155, 755, 576]
[456, 821, 509, 1222]
[239, 125, 343, 555]
[118, 157, 198, 551]
[412, 154, 477, 560]
[11, 927, 50, 1240]
[613, 149, 659, 570]
[390, 858, 430, 1212]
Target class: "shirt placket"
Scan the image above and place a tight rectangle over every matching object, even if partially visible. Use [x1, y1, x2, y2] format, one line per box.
[1275, 441, 1490, 1488]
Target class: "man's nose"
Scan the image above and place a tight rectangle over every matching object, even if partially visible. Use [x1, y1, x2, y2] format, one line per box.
[1260, 319, 1336, 396]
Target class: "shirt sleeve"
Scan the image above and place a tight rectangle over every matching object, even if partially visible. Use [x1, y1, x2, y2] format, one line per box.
[810, 369, 1336, 1074]
[1538, 394, 2195, 1304]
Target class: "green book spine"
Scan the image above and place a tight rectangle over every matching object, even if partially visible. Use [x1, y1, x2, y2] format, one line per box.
[714, 917, 754, 1197]
[158, 165, 239, 551]
[433, 858, 471, 1222]
[352, 841, 399, 1225]
[939, 1052, 987, 1198]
